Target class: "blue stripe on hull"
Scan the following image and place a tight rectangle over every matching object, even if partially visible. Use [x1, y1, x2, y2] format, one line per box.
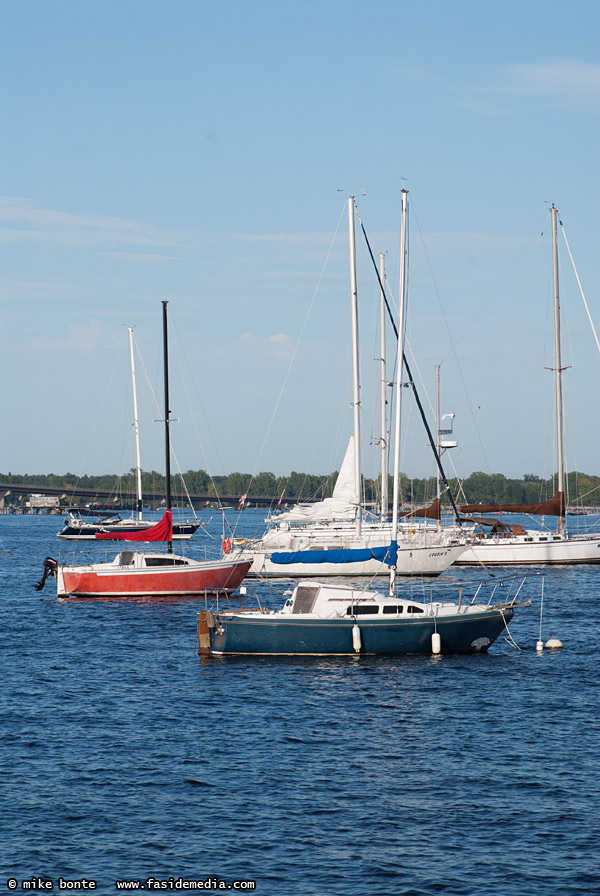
[210, 609, 513, 656]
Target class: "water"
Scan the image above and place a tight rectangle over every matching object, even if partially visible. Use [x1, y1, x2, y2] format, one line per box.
[1, 511, 599, 895]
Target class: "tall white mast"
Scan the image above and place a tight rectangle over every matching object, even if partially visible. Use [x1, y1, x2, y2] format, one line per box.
[128, 327, 143, 521]
[435, 363, 441, 517]
[388, 189, 409, 596]
[551, 204, 566, 535]
[379, 252, 389, 521]
[348, 196, 362, 536]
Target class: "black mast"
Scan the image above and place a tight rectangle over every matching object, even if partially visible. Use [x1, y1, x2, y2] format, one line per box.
[162, 301, 173, 553]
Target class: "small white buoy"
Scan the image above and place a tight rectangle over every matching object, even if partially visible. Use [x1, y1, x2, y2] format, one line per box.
[431, 632, 441, 655]
[545, 636, 563, 649]
[536, 640, 544, 653]
[239, 585, 247, 595]
[352, 623, 362, 653]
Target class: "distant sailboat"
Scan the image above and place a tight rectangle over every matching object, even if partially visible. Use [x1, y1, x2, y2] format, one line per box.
[456, 205, 600, 566]
[58, 327, 200, 542]
[36, 303, 252, 598]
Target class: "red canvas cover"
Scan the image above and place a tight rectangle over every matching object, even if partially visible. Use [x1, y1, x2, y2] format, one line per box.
[95, 510, 173, 541]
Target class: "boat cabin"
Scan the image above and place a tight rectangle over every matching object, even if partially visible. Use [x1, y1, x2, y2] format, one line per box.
[114, 551, 192, 568]
[281, 581, 432, 619]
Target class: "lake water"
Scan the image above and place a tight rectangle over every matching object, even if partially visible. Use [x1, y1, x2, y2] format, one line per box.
[1, 510, 599, 895]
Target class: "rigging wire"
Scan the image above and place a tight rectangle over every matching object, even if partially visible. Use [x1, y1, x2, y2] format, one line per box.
[560, 219, 600, 355]
[63, 337, 128, 505]
[555, 216, 600, 512]
[242, 201, 349, 505]
[131, 328, 201, 523]
[166, 204, 349, 533]
[355, 207, 464, 525]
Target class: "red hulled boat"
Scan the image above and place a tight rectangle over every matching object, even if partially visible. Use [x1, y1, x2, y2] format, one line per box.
[36, 303, 252, 599]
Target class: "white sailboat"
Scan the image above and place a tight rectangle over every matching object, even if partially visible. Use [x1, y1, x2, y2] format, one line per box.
[228, 193, 468, 577]
[456, 204, 600, 566]
[57, 327, 200, 542]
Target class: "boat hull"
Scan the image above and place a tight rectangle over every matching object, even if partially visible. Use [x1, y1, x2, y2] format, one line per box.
[58, 557, 252, 598]
[204, 607, 513, 656]
[455, 534, 600, 565]
[58, 521, 199, 541]
[233, 543, 466, 578]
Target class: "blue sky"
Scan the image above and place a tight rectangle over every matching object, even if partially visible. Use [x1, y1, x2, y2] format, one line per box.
[1, 0, 599, 487]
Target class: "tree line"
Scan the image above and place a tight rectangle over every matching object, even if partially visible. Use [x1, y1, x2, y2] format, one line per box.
[2, 468, 599, 508]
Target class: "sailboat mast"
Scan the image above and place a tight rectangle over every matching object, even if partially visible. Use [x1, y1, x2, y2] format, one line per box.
[551, 205, 566, 535]
[435, 363, 441, 521]
[347, 197, 362, 536]
[388, 189, 409, 596]
[162, 301, 173, 553]
[379, 252, 389, 521]
[128, 328, 143, 521]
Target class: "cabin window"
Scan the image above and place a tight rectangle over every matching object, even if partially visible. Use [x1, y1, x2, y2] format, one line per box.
[538, 537, 547, 542]
[346, 604, 379, 616]
[525, 537, 533, 542]
[383, 605, 403, 614]
[145, 557, 189, 567]
[407, 605, 424, 614]
[292, 585, 319, 614]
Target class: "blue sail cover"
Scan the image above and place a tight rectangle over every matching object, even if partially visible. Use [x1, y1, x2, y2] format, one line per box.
[271, 542, 398, 566]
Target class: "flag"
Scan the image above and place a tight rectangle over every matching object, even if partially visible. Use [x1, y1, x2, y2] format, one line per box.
[237, 493, 247, 511]
[276, 488, 285, 507]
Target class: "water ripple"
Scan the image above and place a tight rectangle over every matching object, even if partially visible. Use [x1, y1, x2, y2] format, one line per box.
[1, 513, 599, 895]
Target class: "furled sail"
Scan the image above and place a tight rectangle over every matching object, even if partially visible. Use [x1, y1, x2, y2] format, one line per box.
[400, 498, 441, 520]
[95, 509, 173, 541]
[459, 492, 565, 517]
[273, 436, 359, 523]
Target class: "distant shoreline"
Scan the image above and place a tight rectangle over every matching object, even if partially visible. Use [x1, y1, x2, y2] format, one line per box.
[1, 469, 599, 510]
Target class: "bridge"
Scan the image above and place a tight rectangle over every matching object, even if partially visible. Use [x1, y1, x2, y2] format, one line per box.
[0, 481, 288, 510]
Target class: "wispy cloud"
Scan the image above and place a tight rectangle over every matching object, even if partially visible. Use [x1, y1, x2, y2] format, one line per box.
[502, 60, 600, 106]
[0, 197, 203, 251]
[450, 59, 600, 119]
[0, 197, 338, 260]
[99, 251, 178, 263]
[66, 319, 125, 355]
[238, 330, 294, 360]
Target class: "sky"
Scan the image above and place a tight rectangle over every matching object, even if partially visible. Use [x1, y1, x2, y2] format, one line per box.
[1, 0, 599, 487]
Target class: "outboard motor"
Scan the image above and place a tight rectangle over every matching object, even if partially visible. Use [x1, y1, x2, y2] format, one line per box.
[35, 556, 58, 591]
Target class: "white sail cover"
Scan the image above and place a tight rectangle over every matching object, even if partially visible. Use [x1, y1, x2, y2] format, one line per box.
[274, 436, 359, 522]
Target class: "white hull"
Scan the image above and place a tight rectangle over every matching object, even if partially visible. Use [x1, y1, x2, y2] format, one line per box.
[235, 541, 466, 577]
[456, 532, 600, 565]
[229, 520, 467, 577]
